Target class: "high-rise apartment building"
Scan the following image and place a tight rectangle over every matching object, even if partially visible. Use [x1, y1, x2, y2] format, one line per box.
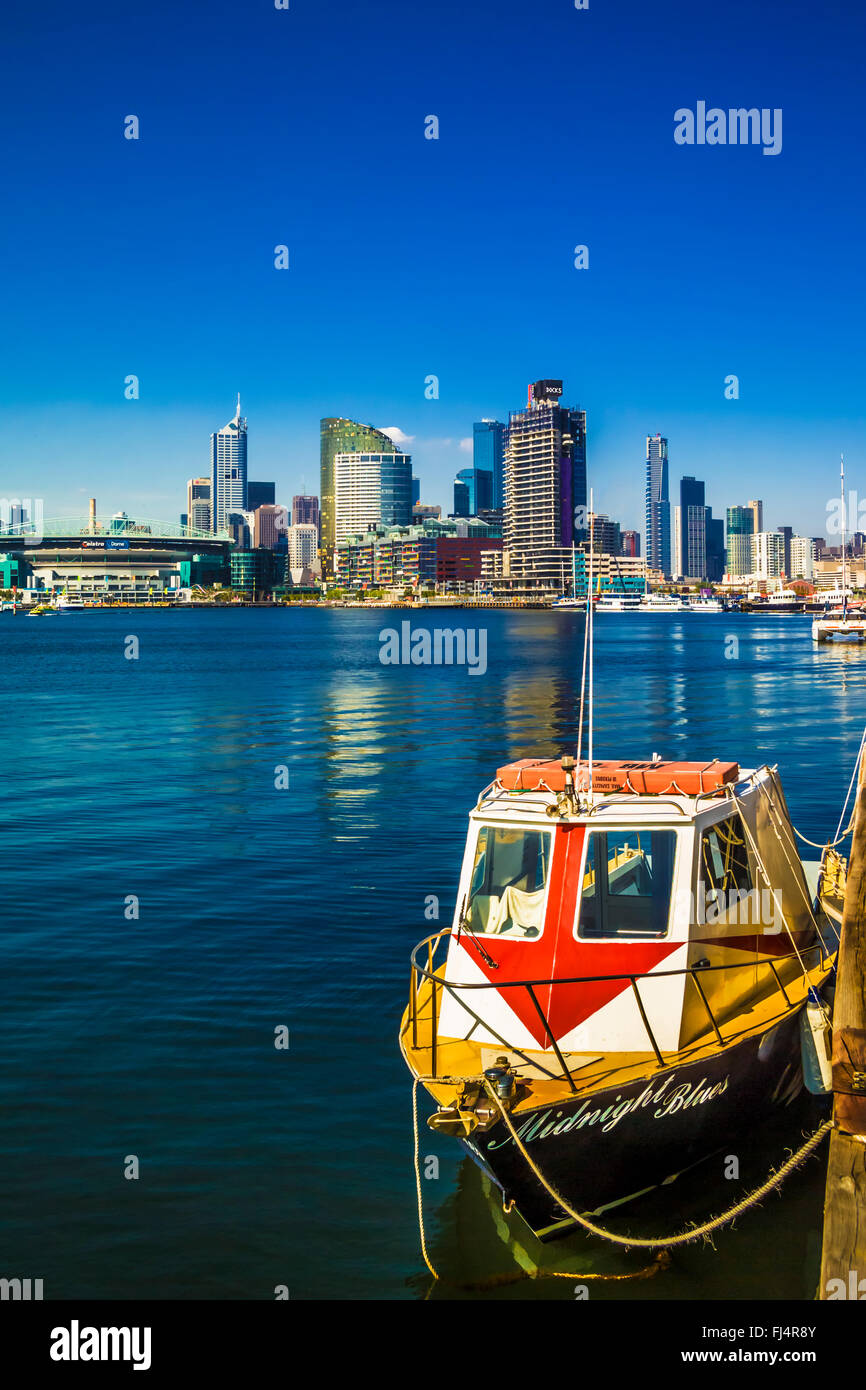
[186, 477, 211, 533]
[621, 530, 641, 558]
[474, 420, 506, 510]
[502, 379, 587, 589]
[790, 535, 817, 580]
[645, 435, 671, 577]
[320, 419, 399, 573]
[211, 397, 247, 533]
[726, 505, 754, 577]
[333, 450, 412, 544]
[749, 499, 764, 536]
[754, 530, 785, 579]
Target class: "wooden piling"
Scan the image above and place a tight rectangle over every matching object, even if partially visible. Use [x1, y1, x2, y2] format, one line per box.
[819, 745, 866, 1299]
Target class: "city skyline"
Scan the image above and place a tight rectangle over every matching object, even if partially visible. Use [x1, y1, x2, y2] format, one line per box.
[7, 384, 858, 566]
[9, 386, 863, 546]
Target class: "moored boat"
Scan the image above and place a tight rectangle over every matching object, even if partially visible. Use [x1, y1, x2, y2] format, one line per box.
[638, 593, 690, 613]
[595, 594, 642, 612]
[686, 596, 724, 612]
[400, 754, 837, 1239]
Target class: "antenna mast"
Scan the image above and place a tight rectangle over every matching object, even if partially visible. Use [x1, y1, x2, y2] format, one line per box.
[588, 489, 594, 801]
[841, 453, 847, 616]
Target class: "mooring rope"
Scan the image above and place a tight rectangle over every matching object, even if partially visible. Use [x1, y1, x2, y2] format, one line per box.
[791, 823, 854, 850]
[792, 722, 866, 849]
[482, 1081, 833, 1251]
[411, 1078, 669, 1288]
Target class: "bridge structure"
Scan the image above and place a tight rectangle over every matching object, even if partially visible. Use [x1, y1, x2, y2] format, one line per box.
[0, 516, 233, 547]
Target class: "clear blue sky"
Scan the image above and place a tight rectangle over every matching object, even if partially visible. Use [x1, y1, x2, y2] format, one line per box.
[1, 0, 864, 537]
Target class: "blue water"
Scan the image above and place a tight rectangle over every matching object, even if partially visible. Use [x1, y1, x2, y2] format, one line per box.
[1, 608, 863, 1300]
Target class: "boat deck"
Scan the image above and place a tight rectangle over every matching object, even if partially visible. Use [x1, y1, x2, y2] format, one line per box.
[400, 953, 836, 1114]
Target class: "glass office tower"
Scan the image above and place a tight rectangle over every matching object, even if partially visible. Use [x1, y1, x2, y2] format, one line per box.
[473, 420, 506, 510]
[320, 419, 398, 575]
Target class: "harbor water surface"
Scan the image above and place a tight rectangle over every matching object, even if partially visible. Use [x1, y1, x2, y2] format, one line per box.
[2, 607, 864, 1300]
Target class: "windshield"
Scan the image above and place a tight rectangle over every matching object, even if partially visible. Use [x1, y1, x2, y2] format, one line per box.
[576, 829, 676, 938]
[463, 825, 551, 939]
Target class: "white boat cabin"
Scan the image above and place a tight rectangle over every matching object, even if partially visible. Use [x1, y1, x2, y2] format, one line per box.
[437, 759, 821, 1070]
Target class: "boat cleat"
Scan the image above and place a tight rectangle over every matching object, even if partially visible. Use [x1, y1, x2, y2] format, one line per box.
[427, 1060, 523, 1136]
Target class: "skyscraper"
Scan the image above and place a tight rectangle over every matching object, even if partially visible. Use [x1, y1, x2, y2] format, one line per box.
[247, 481, 276, 511]
[588, 513, 621, 555]
[678, 476, 706, 580]
[503, 379, 587, 589]
[253, 504, 289, 550]
[211, 397, 247, 534]
[474, 420, 506, 510]
[754, 531, 785, 579]
[320, 419, 399, 574]
[287, 523, 320, 573]
[790, 536, 816, 580]
[453, 476, 470, 518]
[748, 499, 764, 536]
[333, 450, 412, 544]
[292, 495, 320, 532]
[726, 505, 755, 577]
[186, 477, 211, 533]
[777, 525, 793, 577]
[645, 435, 671, 577]
[453, 467, 493, 517]
[706, 512, 725, 581]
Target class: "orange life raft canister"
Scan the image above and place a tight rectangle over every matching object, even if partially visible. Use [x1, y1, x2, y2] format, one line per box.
[496, 758, 740, 795]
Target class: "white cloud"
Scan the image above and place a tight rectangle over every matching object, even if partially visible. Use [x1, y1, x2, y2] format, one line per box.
[380, 426, 415, 446]
[459, 437, 473, 453]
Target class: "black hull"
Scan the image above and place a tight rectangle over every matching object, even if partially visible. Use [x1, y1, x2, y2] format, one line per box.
[459, 1012, 805, 1239]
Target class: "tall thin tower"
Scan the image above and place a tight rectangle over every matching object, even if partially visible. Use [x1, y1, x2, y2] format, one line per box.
[211, 396, 248, 534]
[645, 434, 671, 577]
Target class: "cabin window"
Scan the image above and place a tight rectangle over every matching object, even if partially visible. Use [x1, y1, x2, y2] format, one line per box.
[699, 816, 753, 913]
[576, 830, 676, 939]
[463, 825, 551, 938]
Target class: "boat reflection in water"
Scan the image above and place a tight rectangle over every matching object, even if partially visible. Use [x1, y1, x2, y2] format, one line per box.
[401, 754, 837, 1242]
